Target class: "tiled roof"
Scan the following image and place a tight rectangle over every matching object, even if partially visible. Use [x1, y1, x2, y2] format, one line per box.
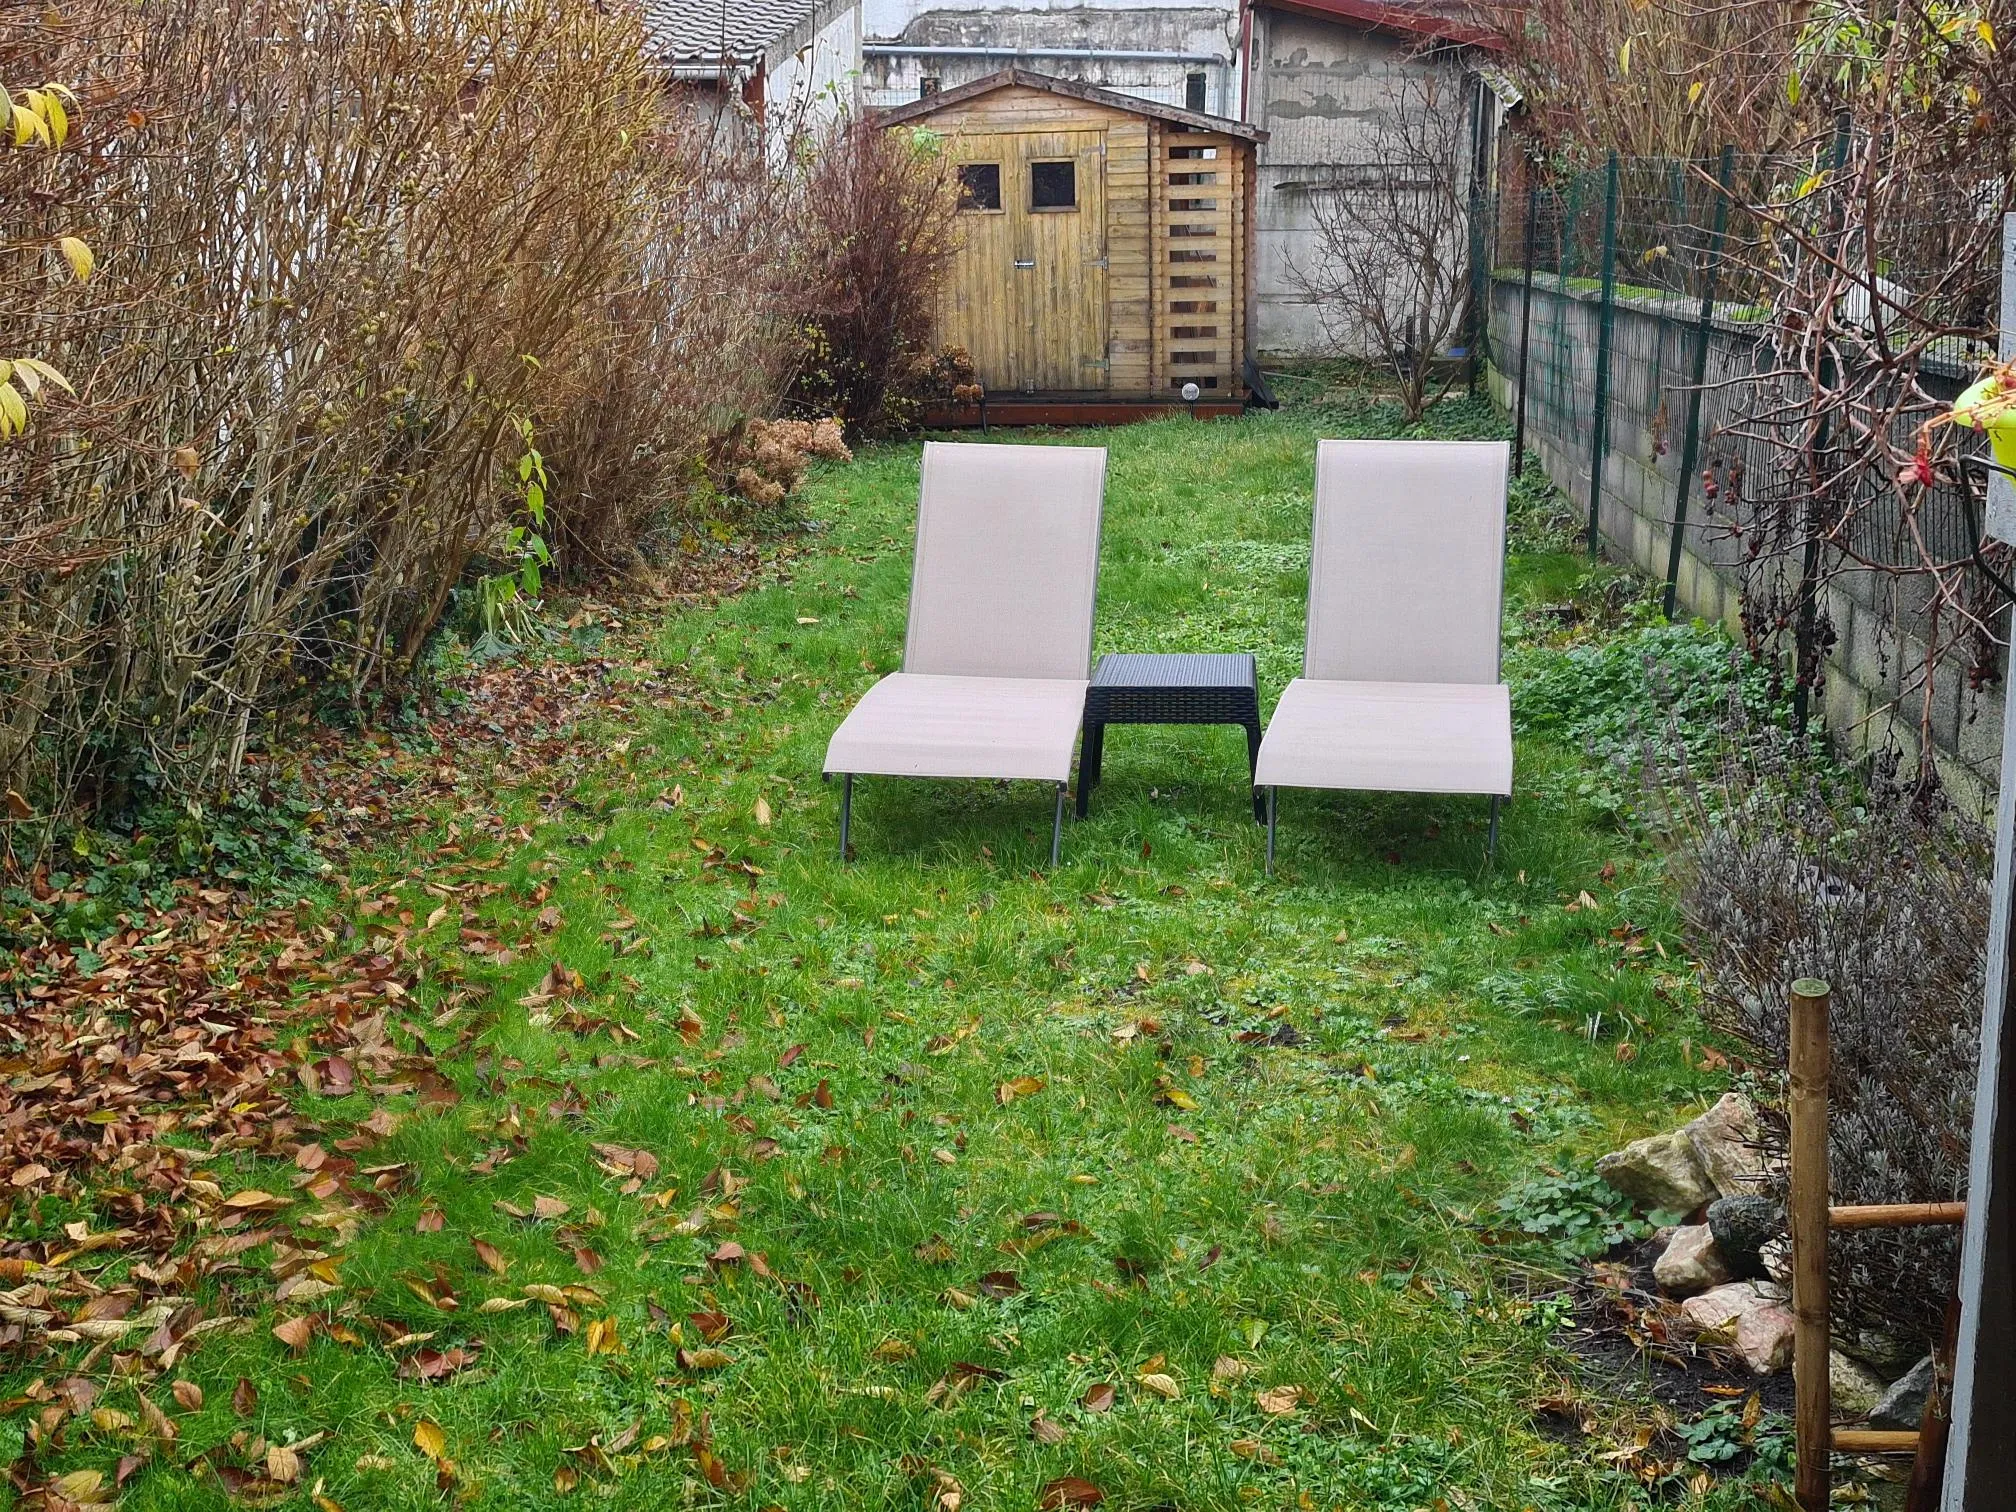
[637, 0, 815, 63]
[878, 68, 1268, 141]
[1257, 0, 1506, 50]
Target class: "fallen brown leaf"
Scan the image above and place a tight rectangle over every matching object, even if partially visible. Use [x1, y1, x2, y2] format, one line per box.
[1039, 1476, 1105, 1508]
[1136, 1371, 1180, 1400]
[413, 1419, 447, 1461]
[583, 1316, 621, 1355]
[996, 1075, 1045, 1105]
[689, 1310, 733, 1342]
[1255, 1384, 1304, 1416]
[473, 1239, 509, 1276]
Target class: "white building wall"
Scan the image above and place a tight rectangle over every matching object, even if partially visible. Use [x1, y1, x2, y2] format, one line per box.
[858, 0, 1239, 115]
[768, 0, 866, 132]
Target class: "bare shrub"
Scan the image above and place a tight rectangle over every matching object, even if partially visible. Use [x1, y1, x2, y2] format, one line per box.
[1657, 712, 1984, 1351]
[0, 0, 807, 828]
[786, 120, 960, 437]
[537, 121, 804, 575]
[1286, 72, 1475, 423]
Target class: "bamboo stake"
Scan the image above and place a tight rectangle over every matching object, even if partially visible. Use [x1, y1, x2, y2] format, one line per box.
[1828, 1202, 1967, 1229]
[1831, 1429, 1921, 1454]
[1790, 978, 1833, 1512]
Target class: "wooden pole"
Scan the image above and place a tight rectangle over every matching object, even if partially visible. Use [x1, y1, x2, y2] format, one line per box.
[1790, 978, 1833, 1512]
[1832, 1429, 1920, 1454]
[1903, 1290, 1963, 1512]
[1828, 1202, 1967, 1230]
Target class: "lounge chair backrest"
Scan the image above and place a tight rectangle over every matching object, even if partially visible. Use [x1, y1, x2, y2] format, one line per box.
[903, 441, 1107, 681]
[1304, 439, 1508, 685]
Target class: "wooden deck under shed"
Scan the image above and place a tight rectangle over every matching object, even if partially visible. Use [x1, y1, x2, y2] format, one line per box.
[879, 69, 1268, 410]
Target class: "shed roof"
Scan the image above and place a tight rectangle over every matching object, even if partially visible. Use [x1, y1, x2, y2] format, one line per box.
[638, 0, 814, 64]
[875, 68, 1269, 143]
[1256, 0, 1507, 52]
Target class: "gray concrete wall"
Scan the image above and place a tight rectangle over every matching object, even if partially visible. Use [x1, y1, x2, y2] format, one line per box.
[1489, 271, 2007, 814]
[1249, 14, 1476, 356]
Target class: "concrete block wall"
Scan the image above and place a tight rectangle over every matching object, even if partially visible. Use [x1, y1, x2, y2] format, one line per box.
[1489, 273, 2006, 815]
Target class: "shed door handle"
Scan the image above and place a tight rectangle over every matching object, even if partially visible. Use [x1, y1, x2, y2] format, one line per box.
[1013, 259, 1035, 268]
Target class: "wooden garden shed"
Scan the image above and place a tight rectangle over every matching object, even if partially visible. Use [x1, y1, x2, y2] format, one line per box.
[878, 69, 1268, 417]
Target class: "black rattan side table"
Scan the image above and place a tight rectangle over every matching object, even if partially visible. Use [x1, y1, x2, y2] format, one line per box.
[1078, 653, 1263, 820]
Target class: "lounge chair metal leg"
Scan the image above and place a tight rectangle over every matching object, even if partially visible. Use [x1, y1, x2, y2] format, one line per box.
[1487, 794, 1501, 861]
[1051, 784, 1065, 868]
[1265, 786, 1277, 876]
[839, 774, 853, 860]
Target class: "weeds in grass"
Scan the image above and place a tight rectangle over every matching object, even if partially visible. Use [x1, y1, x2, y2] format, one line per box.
[1492, 1171, 1657, 1260]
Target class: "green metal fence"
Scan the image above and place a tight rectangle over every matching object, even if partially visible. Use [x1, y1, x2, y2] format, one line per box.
[1486, 144, 2004, 730]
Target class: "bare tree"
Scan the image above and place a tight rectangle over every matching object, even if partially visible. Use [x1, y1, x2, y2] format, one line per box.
[1288, 72, 1475, 421]
[1469, 0, 1812, 163]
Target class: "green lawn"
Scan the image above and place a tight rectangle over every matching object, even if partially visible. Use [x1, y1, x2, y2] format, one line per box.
[12, 396, 1774, 1509]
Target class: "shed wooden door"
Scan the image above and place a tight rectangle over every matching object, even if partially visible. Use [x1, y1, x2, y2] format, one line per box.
[944, 129, 1108, 393]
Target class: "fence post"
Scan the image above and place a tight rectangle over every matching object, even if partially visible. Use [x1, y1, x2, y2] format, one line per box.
[1551, 180, 1577, 427]
[1790, 978, 1834, 1512]
[1586, 151, 1620, 558]
[1464, 75, 1491, 397]
[1664, 145, 1736, 621]
[1514, 184, 1539, 477]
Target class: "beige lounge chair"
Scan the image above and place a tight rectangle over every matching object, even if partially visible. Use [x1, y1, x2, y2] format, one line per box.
[823, 440, 1107, 862]
[1255, 438, 1512, 871]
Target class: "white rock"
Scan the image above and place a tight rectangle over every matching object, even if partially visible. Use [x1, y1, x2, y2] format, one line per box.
[1680, 1280, 1772, 1340]
[1761, 1236, 1792, 1286]
[1678, 1279, 1796, 1374]
[1683, 1093, 1767, 1198]
[1736, 1303, 1796, 1373]
[1596, 1094, 1766, 1215]
[1831, 1350, 1887, 1419]
[1597, 1130, 1717, 1213]
[1652, 1225, 1732, 1297]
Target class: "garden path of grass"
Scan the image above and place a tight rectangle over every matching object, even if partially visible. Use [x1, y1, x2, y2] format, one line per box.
[48, 397, 1763, 1510]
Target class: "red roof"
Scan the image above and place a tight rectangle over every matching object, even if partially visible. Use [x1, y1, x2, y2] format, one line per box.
[1257, 0, 1507, 52]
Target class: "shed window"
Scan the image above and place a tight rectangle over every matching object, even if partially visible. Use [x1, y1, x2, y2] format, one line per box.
[957, 163, 1001, 211]
[1030, 159, 1076, 210]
